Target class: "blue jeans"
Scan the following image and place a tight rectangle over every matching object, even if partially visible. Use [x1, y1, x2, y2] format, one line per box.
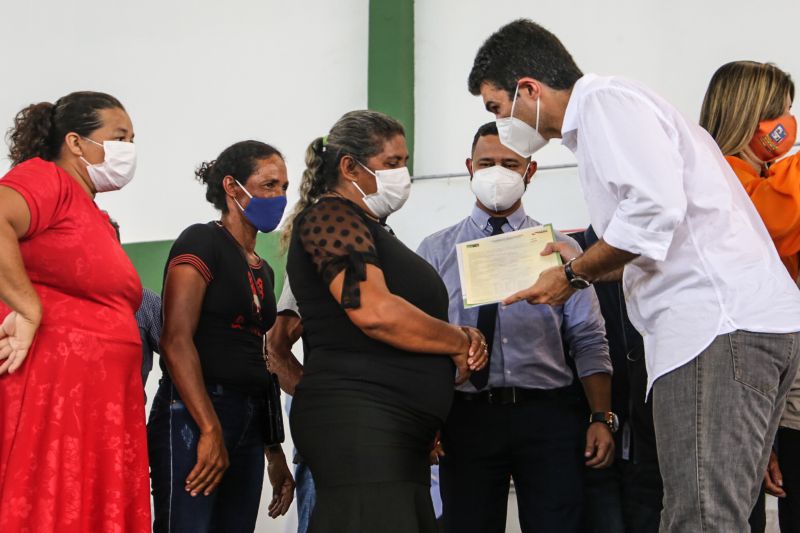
[148, 380, 267, 533]
[294, 460, 316, 533]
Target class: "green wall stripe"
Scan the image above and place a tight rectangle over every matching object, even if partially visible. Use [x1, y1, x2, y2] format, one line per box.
[368, 0, 415, 172]
[123, 232, 286, 298]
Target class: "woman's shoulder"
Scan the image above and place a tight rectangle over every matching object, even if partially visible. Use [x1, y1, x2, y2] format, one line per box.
[171, 222, 222, 257]
[175, 221, 219, 240]
[0, 157, 72, 198]
[300, 196, 367, 219]
[768, 151, 800, 178]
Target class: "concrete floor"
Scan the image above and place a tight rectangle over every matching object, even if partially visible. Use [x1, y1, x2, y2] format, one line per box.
[258, 489, 781, 533]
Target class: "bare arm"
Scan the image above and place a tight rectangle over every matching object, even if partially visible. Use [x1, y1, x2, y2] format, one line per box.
[571, 239, 638, 283]
[266, 313, 304, 395]
[160, 265, 228, 496]
[333, 264, 472, 355]
[329, 265, 488, 383]
[504, 239, 638, 306]
[0, 187, 41, 374]
[580, 372, 611, 414]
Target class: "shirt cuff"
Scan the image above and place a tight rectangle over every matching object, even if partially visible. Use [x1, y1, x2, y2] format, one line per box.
[603, 213, 675, 262]
[575, 357, 614, 379]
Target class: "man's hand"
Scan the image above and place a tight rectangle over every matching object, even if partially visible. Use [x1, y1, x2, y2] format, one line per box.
[266, 447, 295, 518]
[542, 241, 581, 263]
[429, 432, 445, 465]
[585, 423, 615, 469]
[503, 265, 576, 307]
[503, 241, 582, 307]
[764, 450, 785, 498]
[186, 428, 230, 496]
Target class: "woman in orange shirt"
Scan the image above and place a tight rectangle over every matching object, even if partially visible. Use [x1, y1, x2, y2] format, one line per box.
[700, 61, 800, 280]
[701, 61, 800, 533]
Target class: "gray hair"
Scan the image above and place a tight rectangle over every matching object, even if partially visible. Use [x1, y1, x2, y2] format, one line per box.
[280, 110, 405, 249]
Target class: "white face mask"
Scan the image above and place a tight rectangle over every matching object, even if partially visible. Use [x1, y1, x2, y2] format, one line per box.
[470, 164, 529, 212]
[80, 138, 137, 193]
[352, 162, 412, 219]
[495, 84, 547, 158]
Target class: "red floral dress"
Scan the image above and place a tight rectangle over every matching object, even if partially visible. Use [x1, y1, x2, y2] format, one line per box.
[0, 158, 150, 532]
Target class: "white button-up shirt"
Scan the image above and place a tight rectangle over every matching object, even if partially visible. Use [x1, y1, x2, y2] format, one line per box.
[561, 73, 800, 394]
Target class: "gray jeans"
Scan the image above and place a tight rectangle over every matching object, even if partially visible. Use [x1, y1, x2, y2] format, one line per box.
[653, 330, 800, 533]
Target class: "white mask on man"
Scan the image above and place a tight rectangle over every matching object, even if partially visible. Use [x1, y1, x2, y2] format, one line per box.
[80, 138, 137, 192]
[352, 162, 412, 219]
[470, 163, 529, 212]
[495, 83, 547, 158]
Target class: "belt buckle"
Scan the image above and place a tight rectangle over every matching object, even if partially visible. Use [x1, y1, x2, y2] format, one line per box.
[487, 389, 494, 404]
[512, 387, 517, 404]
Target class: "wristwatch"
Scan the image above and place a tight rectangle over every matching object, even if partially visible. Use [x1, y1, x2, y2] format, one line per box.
[564, 258, 591, 289]
[589, 411, 619, 433]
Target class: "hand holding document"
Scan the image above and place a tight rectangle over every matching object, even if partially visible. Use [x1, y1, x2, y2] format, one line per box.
[456, 224, 562, 308]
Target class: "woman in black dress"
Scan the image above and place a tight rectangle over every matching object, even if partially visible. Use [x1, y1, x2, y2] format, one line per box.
[284, 111, 488, 532]
[149, 141, 295, 532]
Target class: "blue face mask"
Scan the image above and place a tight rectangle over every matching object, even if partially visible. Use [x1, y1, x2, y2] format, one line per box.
[234, 180, 287, 233]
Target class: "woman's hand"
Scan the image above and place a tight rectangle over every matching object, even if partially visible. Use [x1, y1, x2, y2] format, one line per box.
[451, 327, 488, 385]
[266, 447, 295, 518]
[764, 449, 785, 498]
[0, 311, 40, 375]
[185, 428, 230, 497]
[460, 326, 489, 371]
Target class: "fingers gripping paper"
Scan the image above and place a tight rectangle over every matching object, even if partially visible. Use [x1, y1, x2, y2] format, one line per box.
[456, 224, 562, 308]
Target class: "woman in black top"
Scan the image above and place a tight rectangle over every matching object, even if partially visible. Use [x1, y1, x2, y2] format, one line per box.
[284, 111, 488, 533]
[149, 141, 294, 533]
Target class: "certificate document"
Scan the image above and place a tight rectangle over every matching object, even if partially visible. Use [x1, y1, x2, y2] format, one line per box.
[456, 224, 562, 308]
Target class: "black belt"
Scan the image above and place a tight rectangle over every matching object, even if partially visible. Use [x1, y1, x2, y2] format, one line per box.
[454, 386, 572, 406]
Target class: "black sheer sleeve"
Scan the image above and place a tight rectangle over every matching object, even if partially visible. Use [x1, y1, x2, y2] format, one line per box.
[297, 198, 381, 309]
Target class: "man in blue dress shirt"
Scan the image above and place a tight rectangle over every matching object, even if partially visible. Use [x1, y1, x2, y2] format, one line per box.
[417, 122, 615, 533]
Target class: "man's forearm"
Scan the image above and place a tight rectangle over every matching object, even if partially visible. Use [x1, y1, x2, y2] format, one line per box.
[572, 239, 638, 283]
[579, 372, 612, 413]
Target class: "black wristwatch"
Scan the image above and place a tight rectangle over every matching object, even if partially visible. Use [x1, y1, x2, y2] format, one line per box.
[589, 411, 619, 433]
[564, 258, 591, 289]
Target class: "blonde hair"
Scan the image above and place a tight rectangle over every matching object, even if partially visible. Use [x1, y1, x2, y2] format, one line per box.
[700, 61, 794, 156]
[279, 110, 405, 250]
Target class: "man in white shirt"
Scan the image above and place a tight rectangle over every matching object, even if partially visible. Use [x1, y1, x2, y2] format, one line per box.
[468, 18, 800, 533]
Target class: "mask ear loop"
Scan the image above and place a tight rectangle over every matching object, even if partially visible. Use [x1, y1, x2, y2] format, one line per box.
[79, 136, 104, 167]
[351, 160, 378, 198]
[509, 83, 521, 119]
[521, 160, 532, 190]
[233, 179, 252, 212]
[535, 95, 541, 132]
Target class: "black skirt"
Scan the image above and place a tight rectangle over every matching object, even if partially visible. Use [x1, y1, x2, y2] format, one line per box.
[290, 388, 440, 533]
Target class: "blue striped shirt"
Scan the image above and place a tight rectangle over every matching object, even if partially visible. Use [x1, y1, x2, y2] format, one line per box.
[416, 204, 612, 392]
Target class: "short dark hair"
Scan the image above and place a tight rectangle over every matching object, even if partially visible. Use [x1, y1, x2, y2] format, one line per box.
[195, 141, 284, 213]
[471, 121, 499, 153]
[7, 91, 124, 166]
[468, 19, 583, 96]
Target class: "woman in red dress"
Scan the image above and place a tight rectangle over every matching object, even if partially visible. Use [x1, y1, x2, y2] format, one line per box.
[0, 92, 150, 532]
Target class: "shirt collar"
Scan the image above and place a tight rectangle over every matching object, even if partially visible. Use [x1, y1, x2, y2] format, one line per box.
[469, 203, 527, 234]
[561, 73, 598, 150]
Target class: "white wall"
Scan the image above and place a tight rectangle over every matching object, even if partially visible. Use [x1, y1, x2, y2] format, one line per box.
[404, 0, 800, 249]
[2, 2, 793, 531]
[1, 2, 367, 532]
[0, 0, 369, 245]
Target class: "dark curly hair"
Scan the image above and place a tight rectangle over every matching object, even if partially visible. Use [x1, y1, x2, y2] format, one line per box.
[468, 19, 582, 97]
[6, 91, 124, 166]
[195, 140, 284, 213]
